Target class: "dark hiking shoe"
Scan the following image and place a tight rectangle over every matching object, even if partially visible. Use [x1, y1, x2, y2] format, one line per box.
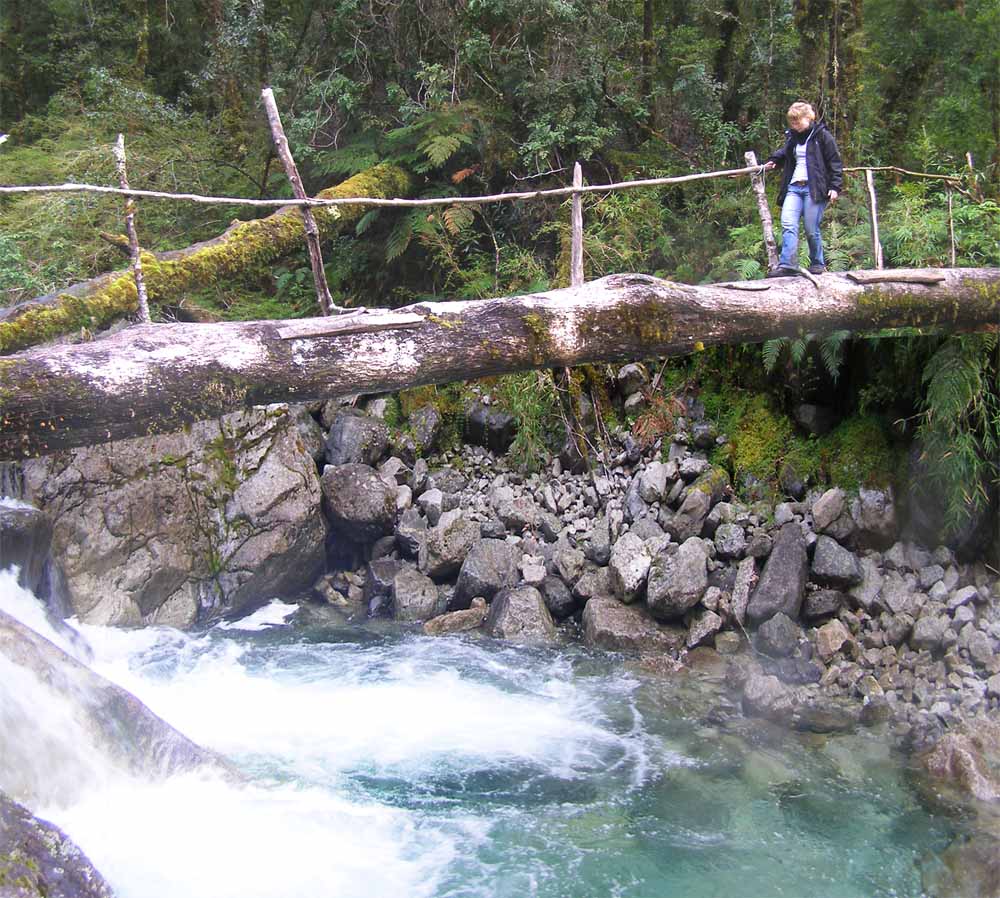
[808, 264, 827, 274]
[765, 266, 797, 278]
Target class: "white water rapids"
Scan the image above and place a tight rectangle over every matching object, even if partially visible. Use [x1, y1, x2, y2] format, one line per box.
[0, 566, 950, 897]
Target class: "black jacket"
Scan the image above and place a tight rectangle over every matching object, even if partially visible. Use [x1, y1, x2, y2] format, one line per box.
[766, 122, 843, 205]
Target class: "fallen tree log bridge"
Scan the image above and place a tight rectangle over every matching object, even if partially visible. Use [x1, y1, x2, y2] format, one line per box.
[1, 267, 997, 460]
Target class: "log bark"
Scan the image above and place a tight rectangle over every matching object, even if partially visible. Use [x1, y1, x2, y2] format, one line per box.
[1, 267, 998, 460]
[0, 164, 413, 354]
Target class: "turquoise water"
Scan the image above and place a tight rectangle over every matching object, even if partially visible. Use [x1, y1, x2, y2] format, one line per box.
[2, 582, 951, 898]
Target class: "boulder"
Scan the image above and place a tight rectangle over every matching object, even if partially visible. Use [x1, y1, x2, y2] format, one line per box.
[616, 363, 649, 395]
[0, 610, 222, 808]
[324, 463, 397, 543]
[911, 615, 950, 652]
[421, 510, 480, 579]
[554, 546, 587, 587]
[540, 576, 577, 620]
[919, 719, 1000, 803]
[464, 402, 516, 453]
[686, 608, 723, 648]
[638, 461, 670, 503]
[646, 538, 708, 620]
[812, 488, 846, 532]
[324, 409, 390, 466]
[608, 533, 651, 604]
[409, 405, 443, 456]
[391, 567, 441, 621]
[485, 586, 557, 644]
[395, 507, 427, 558]
[746, 523, 808, 625]
[454, 539, 520, 608]
[849, 556, 884, 613]
[815, 619, 851, 662]
[730, 556, 757, 626]
[23, 405, 328, 627]
[423, 598, 488, 636]
[582, 596, 685, 654]
[755, 612, 802, 658]
[802, 589, 846, 620]
[573, 566, 614, 603]
[0, 503, 52, 595]
[0, 791, 114, 898]
[365, 559, 404, 604]
[663, 488, 711, 542]
[811, 535, 862, 588]
[584, 516, 613, 566]
[496, 496, 540, 532]
[714, 522, 746, 560]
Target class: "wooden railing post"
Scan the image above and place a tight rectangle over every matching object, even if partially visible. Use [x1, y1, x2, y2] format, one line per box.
[570, 161, 584, 287]
[864, 168, 885, 270]
[261, 87, 336, 316]
[112, 134, 151, 324]
[745, 151, 779, 271]
[947, 186, 957, 266]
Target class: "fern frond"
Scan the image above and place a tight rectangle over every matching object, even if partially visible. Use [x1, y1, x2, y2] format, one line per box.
[355, 209, 380, 237]
[420, 133, 463, 167]
[819, 330, 851, 381]
[762, 339, 785, 373]
[790, 337, 808, 366]
[443, 204, 475, 235]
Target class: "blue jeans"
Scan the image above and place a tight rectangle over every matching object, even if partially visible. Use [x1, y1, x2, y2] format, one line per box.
[779, 183, 827, 268]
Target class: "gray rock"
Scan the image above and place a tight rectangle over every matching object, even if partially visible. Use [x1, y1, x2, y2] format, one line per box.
[803, 589, 846, 619]
[423, 598, 488, 636]
[324, 462, 397, 544]
[496, 496, 540, 532]
[0, 504, 52, 595]
[540, 576, 577, 620]
[812, 488, 846, 532]
[582, 596, 684, 654]
[947, 585, 979, 610]
[324, 409, 390, 466]
[536, 510, 563, 543]
[811, 535, 862, 588]
[746, 531, 773, 558]
[0, 791, 114, 898]
[714, 522, 746, 559]
[731, 557, 758, 626]
[849, 556, 884, 613]
[584, 516, 612, 565]
[686, 608, 723, 648]
[480, 517, 507, 539]
[850, 487, 897, 549]
[774, 503, 797, 527]
[608, 532, 651, 604]
[623, 475, 648, 523]
[411, 458, 429, 494]
[409, 405, 443, 456]
[880, 572, 916, 616]
[0, 610, 223, 809]
[794, 403, 836, 436]
[416, 487, 445, 526]
[692, 421, 718, 449]
[454, 539, 520, 607]
[426, 467, 468, 495]
[704, 501, 735, 536]
[616, 363, 649, 395]
[573, 566, 614, 603]
[911, 615, 950, 651]
[420, 510, 480, 579]
[755, 612, 802, 658]
[638, 461, 670, 503]
[646, 538, 708, 620]
[555, 546, 586, 587]
[395, 507, 427, 558]
[365, 559, 404, 603]
[884, 612, 914, 646]
[967, 630, 995, 668]
[464, 401, 516, 453]
[747, 524, 808, 625]
[23, 406, 328, 627]
[815, 618, 851, 661]
[883, 542, 908, 570]
[485, 586, 557, 644]
[679, 457, 710, 481]
[392, 567, 441, 621]
[663, 487, 711, 542]
[918, 564, 945, 589]
[715, 631, 743, 654]
[630, 516, 665, 541]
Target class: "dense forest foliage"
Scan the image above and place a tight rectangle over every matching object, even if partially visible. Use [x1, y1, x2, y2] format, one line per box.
[1, 0, 998, 544]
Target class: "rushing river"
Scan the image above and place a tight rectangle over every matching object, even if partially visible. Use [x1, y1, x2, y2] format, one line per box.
[1, 573, 953, 898]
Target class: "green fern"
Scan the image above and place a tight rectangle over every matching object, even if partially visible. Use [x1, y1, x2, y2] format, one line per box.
[355, 209, 381, 237]
[762, 338, 784, 373]
[819, 330, 852, 382]
[419, 133, 464, 167]
[790, 337, 808, 366]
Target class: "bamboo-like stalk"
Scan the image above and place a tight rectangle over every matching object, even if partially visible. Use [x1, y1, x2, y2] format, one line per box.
[864, 169, 885, 270]
[261, 88, 334, 316]
[570, 162, 584, 288]
[112, 134, 151, 324]
[947, 187, 957, 266]
[745, 150, 779, 270]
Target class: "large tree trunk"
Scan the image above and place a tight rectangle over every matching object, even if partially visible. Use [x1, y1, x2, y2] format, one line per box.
[0, 164, 413, 355]
[1, 267, 998, 460]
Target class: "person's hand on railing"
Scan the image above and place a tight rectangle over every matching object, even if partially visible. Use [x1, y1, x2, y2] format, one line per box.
[828, 190, 839, 203]
[763, 161, 776, 171]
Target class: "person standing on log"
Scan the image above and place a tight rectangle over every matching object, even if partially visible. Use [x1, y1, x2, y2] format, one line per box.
[762, 101, 843, 276]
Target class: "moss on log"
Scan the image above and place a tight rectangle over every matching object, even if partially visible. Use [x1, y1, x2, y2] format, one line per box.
[0, 164, 413, 355]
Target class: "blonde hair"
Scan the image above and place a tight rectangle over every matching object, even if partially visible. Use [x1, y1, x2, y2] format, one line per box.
[787, 102, 816, 124]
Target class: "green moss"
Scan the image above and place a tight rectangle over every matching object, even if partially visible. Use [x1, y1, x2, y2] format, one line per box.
[817, 415, 899, 491]
[577, 299, 677, 349]
[728, 395, 794, 485]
